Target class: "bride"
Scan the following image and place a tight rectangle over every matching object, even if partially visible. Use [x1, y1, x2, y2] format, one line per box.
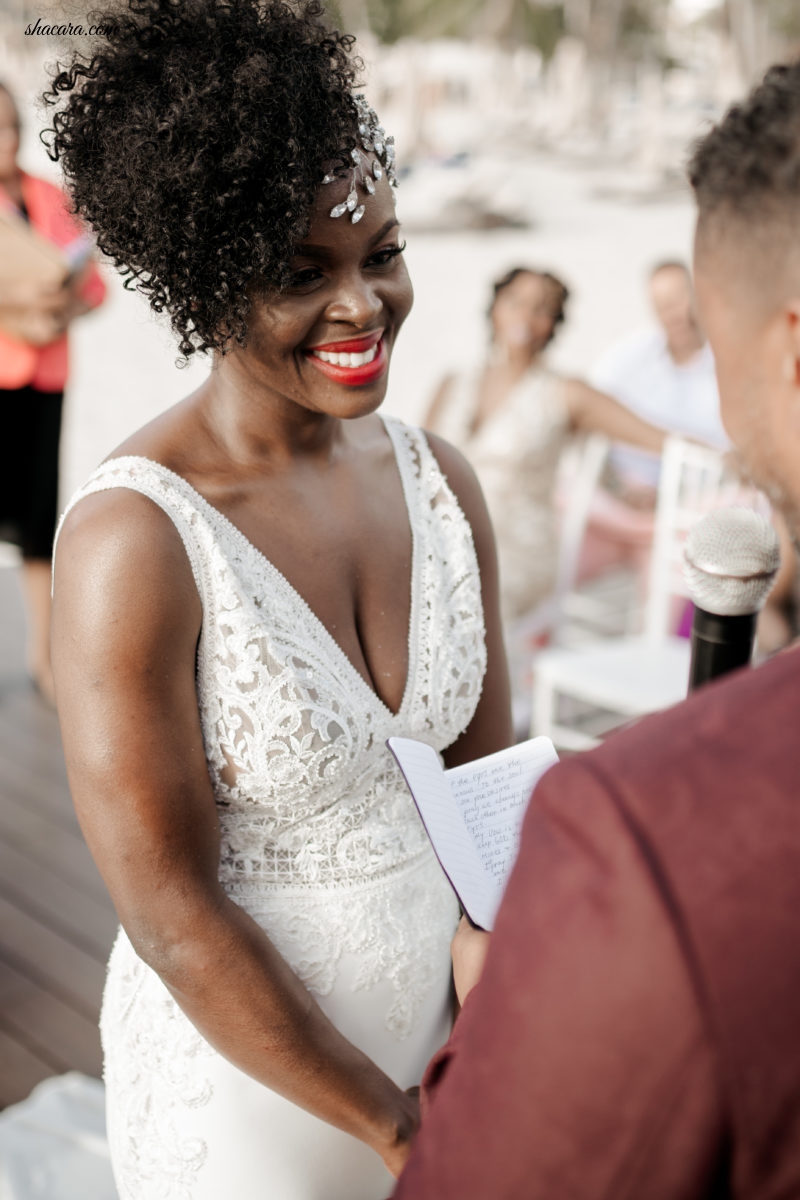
[47, 2, 512, 1197]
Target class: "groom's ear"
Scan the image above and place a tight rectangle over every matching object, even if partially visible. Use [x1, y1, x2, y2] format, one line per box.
[784, 304, 800, 391]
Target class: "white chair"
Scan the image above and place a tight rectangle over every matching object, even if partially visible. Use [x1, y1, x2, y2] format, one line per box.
[506, 433, 610, 734]
[510, 433, 611, 641]
[530, 437, 762, 750]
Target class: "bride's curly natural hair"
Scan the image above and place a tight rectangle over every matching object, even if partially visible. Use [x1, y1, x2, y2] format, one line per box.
[43, 0, 362, 357]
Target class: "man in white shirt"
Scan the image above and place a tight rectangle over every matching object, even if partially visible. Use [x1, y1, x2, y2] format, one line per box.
[576, 262, 729, 599]
[590, 261, 727, 492]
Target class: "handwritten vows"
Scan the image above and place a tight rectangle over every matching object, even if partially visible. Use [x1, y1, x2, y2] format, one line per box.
[387, 736, 558, 930]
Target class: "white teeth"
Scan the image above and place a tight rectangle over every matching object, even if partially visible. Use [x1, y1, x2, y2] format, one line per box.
[313, 343, 379, 368]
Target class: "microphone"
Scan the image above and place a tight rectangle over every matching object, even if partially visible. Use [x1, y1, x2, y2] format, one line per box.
[683, 508, 780, 692]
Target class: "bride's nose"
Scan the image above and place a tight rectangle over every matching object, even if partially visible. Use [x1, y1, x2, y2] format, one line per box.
[325, 272, 383, 326]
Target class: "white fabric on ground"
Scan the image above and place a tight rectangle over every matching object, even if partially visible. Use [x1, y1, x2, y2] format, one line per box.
[0, 1073, 116, 1200]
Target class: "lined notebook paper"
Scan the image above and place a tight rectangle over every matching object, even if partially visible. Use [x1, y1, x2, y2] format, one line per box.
[387, 736, 558, 930]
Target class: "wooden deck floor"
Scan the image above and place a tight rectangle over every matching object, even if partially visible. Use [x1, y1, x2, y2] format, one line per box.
[0, 564, 118, 1110]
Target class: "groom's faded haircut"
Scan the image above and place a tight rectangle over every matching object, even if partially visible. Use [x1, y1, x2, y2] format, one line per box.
[688, 59, 800, 259]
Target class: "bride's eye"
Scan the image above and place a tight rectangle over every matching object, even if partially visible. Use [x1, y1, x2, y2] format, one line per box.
[368, 241, 407, 268]
[289, 266, 323, 289]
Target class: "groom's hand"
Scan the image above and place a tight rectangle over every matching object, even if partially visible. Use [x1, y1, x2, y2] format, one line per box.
[451, 915, 490, 1006]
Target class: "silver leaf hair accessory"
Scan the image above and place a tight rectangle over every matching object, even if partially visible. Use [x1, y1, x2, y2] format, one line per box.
[323, 94, 397, 223]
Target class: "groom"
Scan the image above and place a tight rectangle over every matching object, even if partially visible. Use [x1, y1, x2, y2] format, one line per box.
[394, 59, 800, 1199]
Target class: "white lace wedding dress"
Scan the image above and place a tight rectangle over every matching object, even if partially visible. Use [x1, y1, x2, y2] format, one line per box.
[60, 417, 486, 1200]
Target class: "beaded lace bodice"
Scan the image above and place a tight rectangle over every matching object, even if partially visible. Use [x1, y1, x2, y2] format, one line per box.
[62, 418, 486, 905]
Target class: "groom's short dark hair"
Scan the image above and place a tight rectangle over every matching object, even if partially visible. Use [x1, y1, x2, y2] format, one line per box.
[689, 59, 800, 235]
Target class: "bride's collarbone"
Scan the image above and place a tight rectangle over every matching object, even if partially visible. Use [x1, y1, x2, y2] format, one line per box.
[220, 483, 411, 583]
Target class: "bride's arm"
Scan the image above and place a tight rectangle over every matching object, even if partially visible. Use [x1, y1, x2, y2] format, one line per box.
[52, 489, 418, 1178]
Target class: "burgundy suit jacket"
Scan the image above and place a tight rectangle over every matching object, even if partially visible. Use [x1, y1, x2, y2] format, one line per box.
[394, 646, 800, 1199]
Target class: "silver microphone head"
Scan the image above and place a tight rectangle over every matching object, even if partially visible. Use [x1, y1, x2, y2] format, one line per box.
[684, 507, 781, 616]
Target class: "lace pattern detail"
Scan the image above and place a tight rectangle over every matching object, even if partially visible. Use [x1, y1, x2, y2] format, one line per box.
[101, 853, 458, 1196]
[101, 932, 216, 1200]
[231, 849, 460, 1036]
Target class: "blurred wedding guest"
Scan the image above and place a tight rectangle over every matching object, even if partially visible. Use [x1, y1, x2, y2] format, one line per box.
[591, 260, 727, 494]
[423, 267, 666, 725]
[393, 59, 800, 1199]
[0, 82, 105, 702]
[576, 261, 727, 589]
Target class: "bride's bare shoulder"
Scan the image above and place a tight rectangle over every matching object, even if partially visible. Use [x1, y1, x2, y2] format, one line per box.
[54, 479, 196, 620]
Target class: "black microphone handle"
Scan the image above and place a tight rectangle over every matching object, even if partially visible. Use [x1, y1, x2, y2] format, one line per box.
[688, 606, 757, 692]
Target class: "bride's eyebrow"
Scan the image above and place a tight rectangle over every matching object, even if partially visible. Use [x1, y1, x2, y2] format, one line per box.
[295, 219, 400, 259]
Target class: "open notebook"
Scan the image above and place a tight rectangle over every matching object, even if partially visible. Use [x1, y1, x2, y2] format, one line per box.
[387, 736, 559, 930]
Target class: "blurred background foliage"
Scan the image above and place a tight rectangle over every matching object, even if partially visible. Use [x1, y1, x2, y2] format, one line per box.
[323, 0, 798, 76]
[1, 0, 798, 154]
[1, 0, 797, 80]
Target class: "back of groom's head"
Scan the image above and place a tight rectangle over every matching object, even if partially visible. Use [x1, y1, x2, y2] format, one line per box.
[689, 60, 800, 262]
[689, 59, 800, 532]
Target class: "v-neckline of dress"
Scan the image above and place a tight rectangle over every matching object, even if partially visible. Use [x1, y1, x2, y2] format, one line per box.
[108, 417, 420, 722]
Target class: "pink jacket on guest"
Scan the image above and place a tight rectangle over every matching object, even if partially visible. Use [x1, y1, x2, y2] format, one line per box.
[0, 172, 106, 392]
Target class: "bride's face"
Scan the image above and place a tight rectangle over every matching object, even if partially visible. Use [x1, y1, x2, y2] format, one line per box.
[232, 171, 413, 420]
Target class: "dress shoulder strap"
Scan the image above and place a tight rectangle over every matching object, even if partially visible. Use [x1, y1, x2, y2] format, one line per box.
[381, 413, 481, 594]
[380, 415, 448, 514]
[55, 456, 209, 599]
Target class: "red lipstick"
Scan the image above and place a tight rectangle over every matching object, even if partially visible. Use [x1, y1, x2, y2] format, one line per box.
[305, 329, 388, 387]
[308, 329, 383, 354]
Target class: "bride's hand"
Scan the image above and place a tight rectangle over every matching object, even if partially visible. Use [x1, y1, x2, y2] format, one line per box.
[379, 1087, 420, 1178]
